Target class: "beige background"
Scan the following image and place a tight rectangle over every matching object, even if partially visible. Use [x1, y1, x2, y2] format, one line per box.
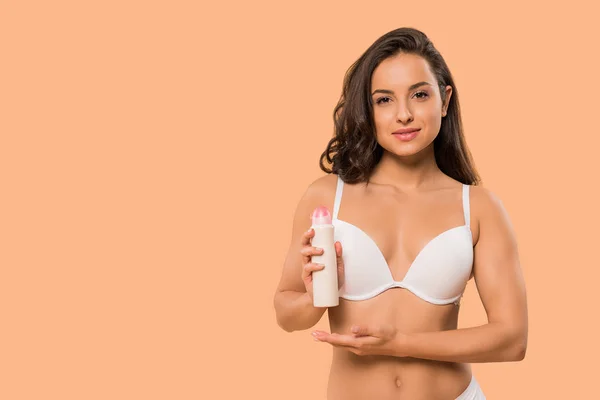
[1, 0, 599, 398]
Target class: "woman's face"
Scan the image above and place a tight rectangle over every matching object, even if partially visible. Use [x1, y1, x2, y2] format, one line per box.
[370, 53, 452, 157]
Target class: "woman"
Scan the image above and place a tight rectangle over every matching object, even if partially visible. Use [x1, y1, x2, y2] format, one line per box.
[273, 27, 528, 400]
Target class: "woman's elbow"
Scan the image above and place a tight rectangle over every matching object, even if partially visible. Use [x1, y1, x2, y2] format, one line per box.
[513, 341, 527, 361]
[509, 330, 528, 361]
[273, 292, 294, 332]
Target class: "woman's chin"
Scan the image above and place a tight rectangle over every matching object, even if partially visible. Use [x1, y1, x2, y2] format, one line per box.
[383, 141, 432, 158]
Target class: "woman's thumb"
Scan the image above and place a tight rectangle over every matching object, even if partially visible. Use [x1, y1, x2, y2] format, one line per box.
[335, 241, 345, 289]
[335, 241, 343, 260]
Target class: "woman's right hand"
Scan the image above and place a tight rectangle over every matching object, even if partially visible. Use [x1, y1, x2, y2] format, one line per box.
[300, 228, 345, 302]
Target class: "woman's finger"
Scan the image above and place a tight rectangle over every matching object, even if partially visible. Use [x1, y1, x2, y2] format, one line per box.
[314, 332, 360, 348]
[303, 263, 325, 274]
[300, 228, 314, 246]
[300, 228, 315, 264]
[300, 246, 324, 257]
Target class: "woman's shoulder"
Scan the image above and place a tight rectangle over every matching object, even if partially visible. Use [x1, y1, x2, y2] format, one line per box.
[295, 173, 339, 214]
[469, 183, 504, 210]
[468, 183, 511, 245]
[288, 174, 340, 233]
[449, 175, 501, 206]
[302, 173, 339, 202]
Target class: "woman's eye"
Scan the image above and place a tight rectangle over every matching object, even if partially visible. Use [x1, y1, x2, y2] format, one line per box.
[376, 92, 428, 105]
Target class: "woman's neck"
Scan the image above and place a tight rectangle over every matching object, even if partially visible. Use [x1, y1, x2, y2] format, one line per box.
[368, 148, 444, 192]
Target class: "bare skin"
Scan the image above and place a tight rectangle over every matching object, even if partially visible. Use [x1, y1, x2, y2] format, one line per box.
[321, 173, 479, 400]
[274, 53, 527, 399]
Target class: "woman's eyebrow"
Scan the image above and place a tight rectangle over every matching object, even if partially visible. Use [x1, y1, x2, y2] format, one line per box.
[371, 81, 432, 96]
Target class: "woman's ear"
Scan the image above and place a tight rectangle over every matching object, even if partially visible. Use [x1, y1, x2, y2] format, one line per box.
[442, 85, 453, 115]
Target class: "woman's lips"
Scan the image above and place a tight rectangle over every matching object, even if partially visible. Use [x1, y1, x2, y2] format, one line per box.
[392, 129, 420, 141]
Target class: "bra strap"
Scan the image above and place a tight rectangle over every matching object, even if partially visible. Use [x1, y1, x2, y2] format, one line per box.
[333, 175, 344, 220]
[462, 184, 471, 229]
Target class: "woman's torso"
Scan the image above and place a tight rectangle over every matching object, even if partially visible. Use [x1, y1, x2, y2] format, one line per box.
[322, 173, 479, 400]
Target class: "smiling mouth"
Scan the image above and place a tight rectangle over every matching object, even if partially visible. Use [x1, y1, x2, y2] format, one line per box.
[393, 128, 420, 134]
[392, 129, 420, 141]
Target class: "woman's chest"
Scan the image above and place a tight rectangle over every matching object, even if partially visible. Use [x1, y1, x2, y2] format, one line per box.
[334, 191, 469, 279]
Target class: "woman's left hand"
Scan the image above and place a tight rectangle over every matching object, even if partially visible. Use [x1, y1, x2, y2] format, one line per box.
[312, 324, 408, 357]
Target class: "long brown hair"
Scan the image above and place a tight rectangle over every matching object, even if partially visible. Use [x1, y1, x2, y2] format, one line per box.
[319, 27, 481, 186]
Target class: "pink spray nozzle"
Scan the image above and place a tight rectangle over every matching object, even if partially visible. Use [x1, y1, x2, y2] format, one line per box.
[311, 206, 332, 225]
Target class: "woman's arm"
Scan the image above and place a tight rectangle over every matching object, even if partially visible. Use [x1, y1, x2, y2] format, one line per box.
[273, 176, 333, 332]
[274, 290, 327, 332]
[397, 186, 528, 362]
[396, 322, 525, 362]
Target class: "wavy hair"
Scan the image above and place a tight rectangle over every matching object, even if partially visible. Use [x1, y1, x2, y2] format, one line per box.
[319, 27, 481, 186]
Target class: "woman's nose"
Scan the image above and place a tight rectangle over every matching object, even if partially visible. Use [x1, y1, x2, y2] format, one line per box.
[396, 103, 413, 123]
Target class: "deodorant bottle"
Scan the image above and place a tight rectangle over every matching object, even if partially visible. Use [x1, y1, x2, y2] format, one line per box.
[310, 206, 339, 307]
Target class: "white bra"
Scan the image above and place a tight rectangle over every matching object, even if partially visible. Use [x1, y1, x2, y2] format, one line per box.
[332, 175, 474, 305]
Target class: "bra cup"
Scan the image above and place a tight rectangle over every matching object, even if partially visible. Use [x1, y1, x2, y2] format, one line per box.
[332, 219, 473, 303]
[402, 227, 473, 300]
[333, 220, 392, 297]
[330, 176, 473, 304]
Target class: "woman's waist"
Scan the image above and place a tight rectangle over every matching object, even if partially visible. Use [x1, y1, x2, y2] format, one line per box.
[329, 353, 472, 397]
[331, 348, 471, 375]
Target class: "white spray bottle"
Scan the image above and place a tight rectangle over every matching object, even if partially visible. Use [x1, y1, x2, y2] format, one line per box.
[310, 206, 339, 307]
